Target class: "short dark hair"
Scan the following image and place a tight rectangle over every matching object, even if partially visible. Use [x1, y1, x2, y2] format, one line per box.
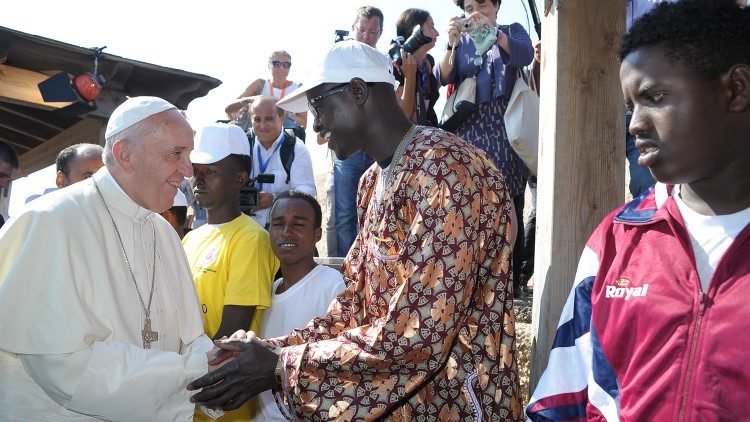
[454, 0, 500, 11]
[170, 206, 188, 227]
[355, 6, 384, 28]
[227, 153, 251, 174]
[272, 190, 322, 228]
[56, 143, 103, 176]
[619, 0, 750, 80]
[0, 141, 19, 170]
[250, 96, 286, 118]
[396, 9, 431, 39]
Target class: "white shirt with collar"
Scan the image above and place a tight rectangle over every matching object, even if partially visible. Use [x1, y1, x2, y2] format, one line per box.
[251, 131, 316, 228]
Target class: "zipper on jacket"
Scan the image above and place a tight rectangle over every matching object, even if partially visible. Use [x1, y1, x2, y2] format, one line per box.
[678, 292, 707, 421]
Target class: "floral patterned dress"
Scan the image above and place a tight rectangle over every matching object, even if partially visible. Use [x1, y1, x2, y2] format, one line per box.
[268, 127, 522, 421]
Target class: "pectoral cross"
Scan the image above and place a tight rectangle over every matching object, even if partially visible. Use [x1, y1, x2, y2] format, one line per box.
[142, 318, 159, 349]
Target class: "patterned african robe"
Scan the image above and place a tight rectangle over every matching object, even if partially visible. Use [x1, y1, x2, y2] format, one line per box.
[267, 126, 522, 421]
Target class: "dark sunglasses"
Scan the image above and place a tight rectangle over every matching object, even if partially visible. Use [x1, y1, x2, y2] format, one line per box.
[270, 60, 292, 69]
[308, 83, 349, 119]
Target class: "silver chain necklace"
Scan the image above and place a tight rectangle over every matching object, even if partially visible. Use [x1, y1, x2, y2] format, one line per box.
[94, 181, 159, 348]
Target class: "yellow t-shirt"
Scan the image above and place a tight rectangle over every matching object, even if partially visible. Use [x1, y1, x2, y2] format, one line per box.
[183, 214, 279, 421]
[182, 214, 279, 337]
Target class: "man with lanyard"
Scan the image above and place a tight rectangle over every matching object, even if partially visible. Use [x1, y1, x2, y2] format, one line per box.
[247, 95, 315, 229]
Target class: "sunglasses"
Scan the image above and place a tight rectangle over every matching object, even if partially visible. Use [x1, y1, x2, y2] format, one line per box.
[308, 83, 349, 120]
[270, 60, 292, 69]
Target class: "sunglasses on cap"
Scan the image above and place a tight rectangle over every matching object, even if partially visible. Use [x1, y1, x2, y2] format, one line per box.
[271, 61, 292, 69]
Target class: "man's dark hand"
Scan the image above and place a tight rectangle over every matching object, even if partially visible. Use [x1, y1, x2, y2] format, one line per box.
[187, 337, 280, 411]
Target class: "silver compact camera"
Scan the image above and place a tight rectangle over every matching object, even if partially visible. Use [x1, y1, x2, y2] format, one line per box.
[457, 16, 477, 33]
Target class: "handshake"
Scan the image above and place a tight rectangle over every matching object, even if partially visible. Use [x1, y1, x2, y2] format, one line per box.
[188, 330, 282, 413]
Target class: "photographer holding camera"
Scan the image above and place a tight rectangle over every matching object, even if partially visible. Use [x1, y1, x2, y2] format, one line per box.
[390, 8, 441, 126]
[436, 0, 533, 294]
[247, 96, 316, 229]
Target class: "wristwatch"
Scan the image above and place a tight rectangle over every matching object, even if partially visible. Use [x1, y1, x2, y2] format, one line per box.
[446, 43, 454, 51]
[274, 355, 285, 390]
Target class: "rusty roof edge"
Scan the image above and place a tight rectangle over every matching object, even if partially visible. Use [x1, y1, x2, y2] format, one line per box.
[0, 26, 222, 87]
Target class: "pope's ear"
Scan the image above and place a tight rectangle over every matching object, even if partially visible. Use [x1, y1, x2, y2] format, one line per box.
[112, 139, 135, 172]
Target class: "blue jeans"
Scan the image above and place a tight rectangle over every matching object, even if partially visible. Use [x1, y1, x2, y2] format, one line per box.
[625, 113, 655, 197]
[334, 151, 375, 257]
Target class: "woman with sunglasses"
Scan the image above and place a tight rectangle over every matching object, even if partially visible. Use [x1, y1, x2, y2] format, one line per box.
[226, 50, 307, 135]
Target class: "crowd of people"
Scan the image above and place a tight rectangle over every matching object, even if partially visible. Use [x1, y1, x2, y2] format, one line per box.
[0, 0, 748, 420]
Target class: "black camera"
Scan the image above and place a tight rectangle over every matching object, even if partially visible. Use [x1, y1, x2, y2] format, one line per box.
[388, 25, 432, 65]
[239, 173, 275, 215]
[334, 29, 349, 43]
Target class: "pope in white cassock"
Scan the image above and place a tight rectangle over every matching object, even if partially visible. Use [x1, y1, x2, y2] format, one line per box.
[0, 97, 221, 421]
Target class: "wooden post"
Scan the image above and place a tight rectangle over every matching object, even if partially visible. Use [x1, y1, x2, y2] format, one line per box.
[529, 0, 625, 393]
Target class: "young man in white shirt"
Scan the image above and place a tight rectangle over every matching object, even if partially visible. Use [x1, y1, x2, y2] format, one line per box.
[256, 190, 346, 422]
[247, 96, 316, 228]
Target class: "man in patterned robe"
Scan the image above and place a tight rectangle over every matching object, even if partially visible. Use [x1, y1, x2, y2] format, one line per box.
[189, 40, 522, 421]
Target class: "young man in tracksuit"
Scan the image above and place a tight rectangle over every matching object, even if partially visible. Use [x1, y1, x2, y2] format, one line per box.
[527, 0, 750, 420]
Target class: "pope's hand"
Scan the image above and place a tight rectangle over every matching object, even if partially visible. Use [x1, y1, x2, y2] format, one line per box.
[207, 344, 235, 372]
[188, 335, 281, 411]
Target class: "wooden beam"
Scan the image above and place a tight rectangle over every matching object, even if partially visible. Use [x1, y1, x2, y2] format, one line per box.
[530, 0, 626, 392]
[17, 117, 105, 177]
[0, 103, 78, 131]
[0, 64, 73, 109]
[0, 126, 43, 150]
[0, 111, 59, 142]
[0, 136, 32, 152]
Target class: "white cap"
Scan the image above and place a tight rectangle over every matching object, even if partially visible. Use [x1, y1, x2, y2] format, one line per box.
[105, 96, 177, 139]
[190, 123, 250, 164]
[173, 189, 188, 207]
[277, 40, 397, 113]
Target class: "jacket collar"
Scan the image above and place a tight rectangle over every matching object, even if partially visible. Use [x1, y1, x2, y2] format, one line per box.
[614, 183, 674, 226]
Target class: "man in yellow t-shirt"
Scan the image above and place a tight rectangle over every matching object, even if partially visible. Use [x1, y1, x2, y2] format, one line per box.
[182, 123, 279, 420]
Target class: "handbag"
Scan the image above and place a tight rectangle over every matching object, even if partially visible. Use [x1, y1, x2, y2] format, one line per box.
[505, 67, 540, 175]
[440, 76, 477, 132]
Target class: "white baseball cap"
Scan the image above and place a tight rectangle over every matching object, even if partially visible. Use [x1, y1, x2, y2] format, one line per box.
[277, 40, 397, 113]
[172, 189, 188, 207]
[105, 96, 177, 139]
[190, 123, 250, 165]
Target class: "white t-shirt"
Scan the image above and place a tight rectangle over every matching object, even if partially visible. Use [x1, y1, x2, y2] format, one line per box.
[673, 186, 750, 292]
[256, 264, 346, 422]
[251, 131, 317, 228]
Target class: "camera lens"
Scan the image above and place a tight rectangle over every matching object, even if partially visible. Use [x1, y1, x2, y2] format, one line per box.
[389, 25, 432, 65]
[402, 26, 432, 54]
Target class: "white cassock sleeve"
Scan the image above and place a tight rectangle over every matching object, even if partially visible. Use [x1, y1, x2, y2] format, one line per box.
[20, 335, 214, 422]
